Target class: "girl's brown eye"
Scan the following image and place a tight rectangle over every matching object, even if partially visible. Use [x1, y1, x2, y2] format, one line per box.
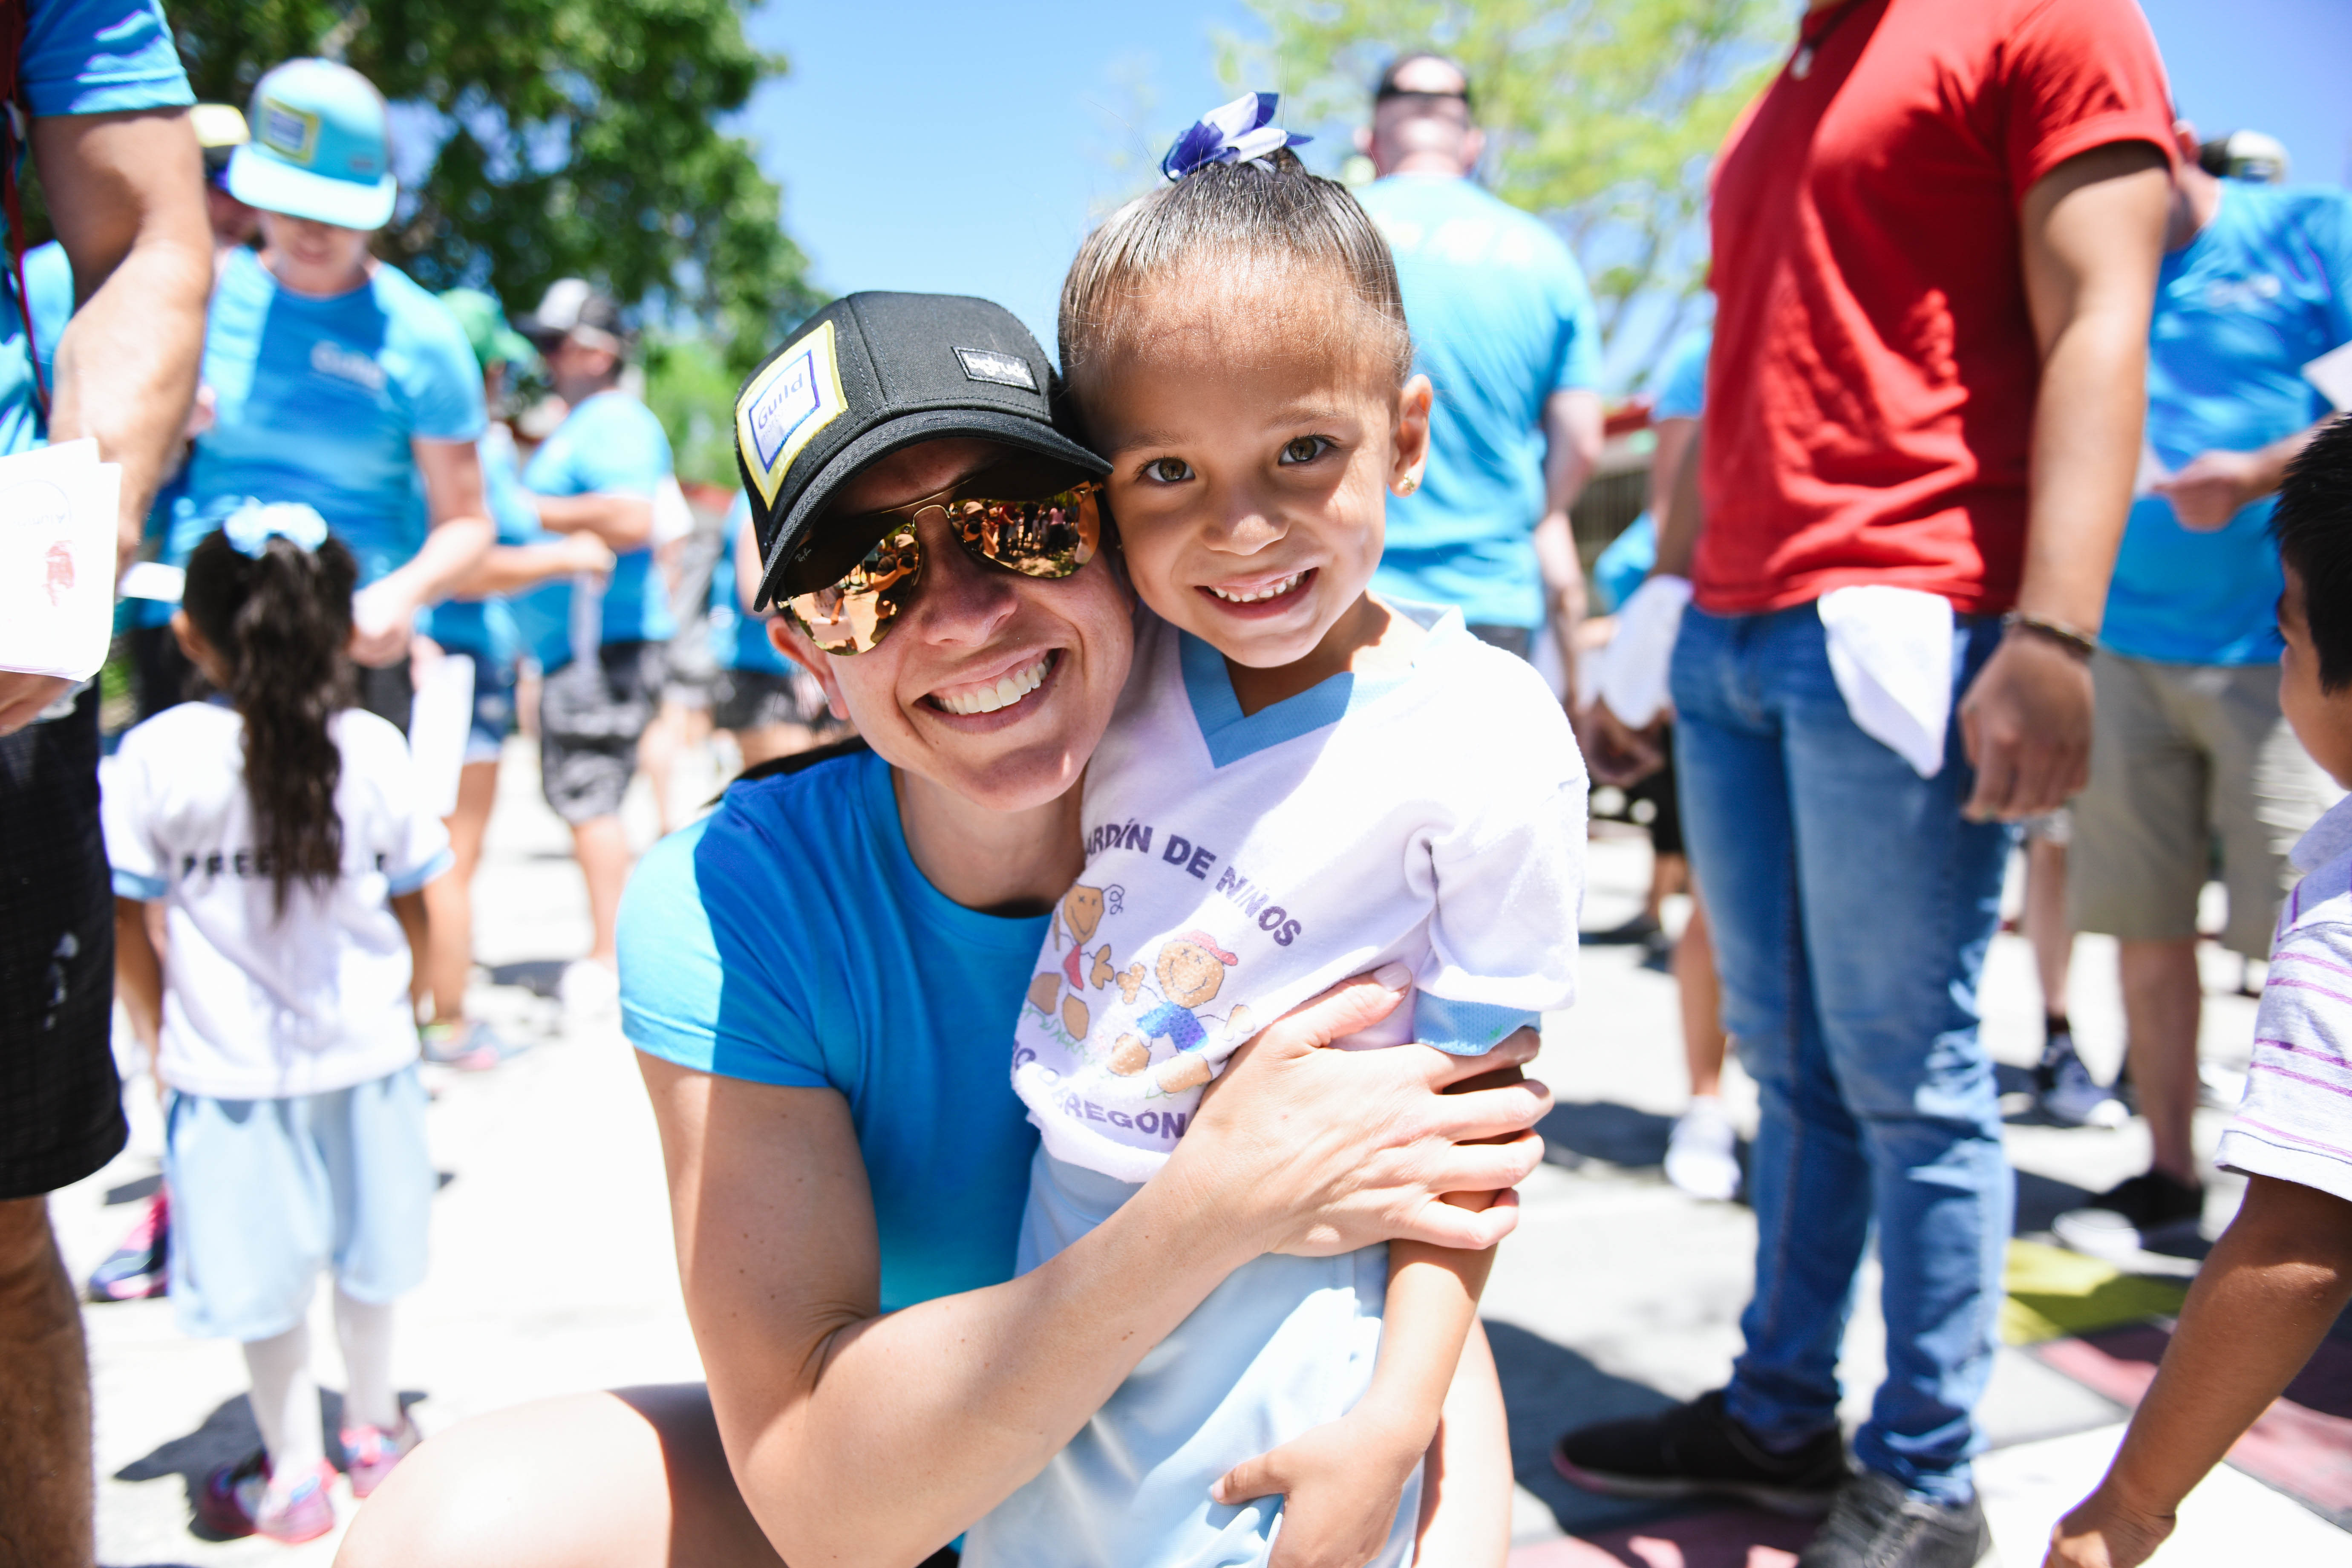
[1144, 457, 1192, 484]
[1280, 436, 1329, 466]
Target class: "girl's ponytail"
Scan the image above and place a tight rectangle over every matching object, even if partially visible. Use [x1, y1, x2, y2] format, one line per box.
[181, 519, 359, 916]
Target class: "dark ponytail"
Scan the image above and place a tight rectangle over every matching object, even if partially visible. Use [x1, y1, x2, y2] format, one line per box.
[181, 528, 359, 916]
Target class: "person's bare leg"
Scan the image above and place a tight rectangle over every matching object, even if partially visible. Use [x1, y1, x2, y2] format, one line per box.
[424, 760, 500, 1026]
[572, 815, 634, 968]
[638, 703, 682, 834]
[1675, 896, 1725, 1099]
[2025, 835, 2075, 1020]
[0, 1196, 95, 1568]
[335, 1386, 787, 1568]
[2119, 936, 2202, 1186]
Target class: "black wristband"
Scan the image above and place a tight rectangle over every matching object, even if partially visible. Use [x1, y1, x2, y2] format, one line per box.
[2001, 611, 2097, 660]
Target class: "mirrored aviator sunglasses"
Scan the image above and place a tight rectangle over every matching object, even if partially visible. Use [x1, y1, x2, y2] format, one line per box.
[784, 458, 1104, 655]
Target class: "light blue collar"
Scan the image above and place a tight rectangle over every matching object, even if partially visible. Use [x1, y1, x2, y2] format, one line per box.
[1176, 599, 1464, 768]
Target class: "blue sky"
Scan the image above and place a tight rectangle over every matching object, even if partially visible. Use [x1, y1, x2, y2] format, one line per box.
[738, 0, 2352, 387]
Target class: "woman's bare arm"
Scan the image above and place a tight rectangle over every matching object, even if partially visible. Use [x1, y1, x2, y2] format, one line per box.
[647, 974, 1549, 1568]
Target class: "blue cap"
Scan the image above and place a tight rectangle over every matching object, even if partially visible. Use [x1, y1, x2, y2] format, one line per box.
[226, 59, 396, 231]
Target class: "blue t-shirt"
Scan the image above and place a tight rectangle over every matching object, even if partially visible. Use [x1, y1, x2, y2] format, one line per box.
[708, 494, 791, 676]
[172, 248, 487, 586]
[2103, 183, 2352, 666]
[1357, 174, 1603, 630]
[0, 0, 192, 457]
[419, 427, 543, 672]
[619, 747, 1046, 1313]
[517, 390, 676, 664]
[1594, 329, 1712, 613]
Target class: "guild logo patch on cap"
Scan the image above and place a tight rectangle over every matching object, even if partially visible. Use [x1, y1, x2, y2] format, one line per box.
[257, 98, 320, 166]
[954, 347, 1036, 392]
[737, 319, 849, 507]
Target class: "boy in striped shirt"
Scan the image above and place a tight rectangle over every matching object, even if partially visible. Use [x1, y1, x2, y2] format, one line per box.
[2048, 416, 2352, 1568]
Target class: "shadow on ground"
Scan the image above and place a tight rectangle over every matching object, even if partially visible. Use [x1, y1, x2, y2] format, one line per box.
[115, 1388, 427, 1541]
[1537, 1101, 1675, 1170]
[1489, 1318, 1698, 1538]
[488, 959, 570, 998]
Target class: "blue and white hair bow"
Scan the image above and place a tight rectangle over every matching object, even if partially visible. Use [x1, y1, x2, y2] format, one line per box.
[1161, 92, 1312, 182]
[221, 500, 331, 559]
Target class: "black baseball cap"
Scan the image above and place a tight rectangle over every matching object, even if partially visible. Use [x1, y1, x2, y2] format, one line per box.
[733, 291, 1108, 610]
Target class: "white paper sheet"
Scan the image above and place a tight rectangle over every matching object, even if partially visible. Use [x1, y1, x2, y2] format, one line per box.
[1596, 574, 1692, 729]
[2305, 340, 2352, 415]
[0, 438, 123, 682]
[406, 652, 476, 820]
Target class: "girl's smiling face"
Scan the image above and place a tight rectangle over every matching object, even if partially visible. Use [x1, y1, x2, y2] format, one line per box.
[1080, 265, 1431, 674]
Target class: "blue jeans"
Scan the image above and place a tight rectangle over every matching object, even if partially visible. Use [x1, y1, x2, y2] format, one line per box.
[1669, 603, 2014, 1505]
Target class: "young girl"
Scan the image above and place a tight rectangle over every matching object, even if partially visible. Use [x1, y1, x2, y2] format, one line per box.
[968, 96, 1585, 1567]
[106, 504, 452, 1544]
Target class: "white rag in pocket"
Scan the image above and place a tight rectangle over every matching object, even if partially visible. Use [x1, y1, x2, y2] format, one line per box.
[1817, 585, 1954, 778]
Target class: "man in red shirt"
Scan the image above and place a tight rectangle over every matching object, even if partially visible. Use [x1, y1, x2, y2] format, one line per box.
[1554, 2, 2173, 1562]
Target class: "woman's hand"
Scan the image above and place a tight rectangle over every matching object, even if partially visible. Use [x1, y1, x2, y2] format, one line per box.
[1172, 967, 1550, 1262]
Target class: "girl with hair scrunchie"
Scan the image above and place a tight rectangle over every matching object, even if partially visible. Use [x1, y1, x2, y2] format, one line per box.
[104, 507, 455, 1543]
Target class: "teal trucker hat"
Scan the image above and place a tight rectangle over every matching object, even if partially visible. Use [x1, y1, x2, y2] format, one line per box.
[226, 59, 397, 231]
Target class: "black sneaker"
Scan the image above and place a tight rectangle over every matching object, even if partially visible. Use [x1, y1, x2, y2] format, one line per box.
[2051, 1168, 2204, 1260]
[1552, 1389, 1849, 1516]
[1796, 1471, 1995, 1567]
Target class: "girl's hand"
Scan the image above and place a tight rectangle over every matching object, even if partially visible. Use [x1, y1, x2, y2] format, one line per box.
[2044, 1486, 2176, 1568]
[1214, 1412, 1421, 1568]
[1170, 969, 1549, 1262]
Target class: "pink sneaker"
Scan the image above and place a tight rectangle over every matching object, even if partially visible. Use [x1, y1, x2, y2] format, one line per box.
[340, 1417, 420, 1498]
[196, 1451, 336, 1543]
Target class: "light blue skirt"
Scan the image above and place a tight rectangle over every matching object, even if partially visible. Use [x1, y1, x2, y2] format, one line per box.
[961, 1150, 1419, 1568]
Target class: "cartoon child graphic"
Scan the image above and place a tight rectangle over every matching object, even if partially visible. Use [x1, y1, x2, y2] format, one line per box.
[1134, 931, 1234, 1092]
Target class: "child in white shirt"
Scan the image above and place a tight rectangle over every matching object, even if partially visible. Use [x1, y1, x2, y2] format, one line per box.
[2047, 422, 2352, 1565]
[967, 96, 1584, 1567]
[106, 505, 451, 1545]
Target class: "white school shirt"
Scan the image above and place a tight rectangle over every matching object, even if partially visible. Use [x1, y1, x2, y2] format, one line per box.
[2217, 792, 2352, 1204]
[103, 702, 453, 1099]
[1011, 602, 1585, 1182]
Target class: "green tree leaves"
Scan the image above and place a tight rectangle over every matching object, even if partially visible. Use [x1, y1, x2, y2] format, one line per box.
[169, 0, 819, 370]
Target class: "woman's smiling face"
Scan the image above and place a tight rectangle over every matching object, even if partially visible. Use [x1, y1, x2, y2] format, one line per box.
[778, 438, 1135, 813]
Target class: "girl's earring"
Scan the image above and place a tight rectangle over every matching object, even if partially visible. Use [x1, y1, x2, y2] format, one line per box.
[1397, 476, 1418, 495]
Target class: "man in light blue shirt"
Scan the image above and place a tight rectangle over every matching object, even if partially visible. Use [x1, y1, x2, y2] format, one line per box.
[0, 3, 209, 1556]
[514, 279, 677, 1007]
[1354, 53, 1603, 686]
[2059, 121, 2352, 1258]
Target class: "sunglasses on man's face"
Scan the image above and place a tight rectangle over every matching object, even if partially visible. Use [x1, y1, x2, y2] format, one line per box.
[783, 458, 1104, 655]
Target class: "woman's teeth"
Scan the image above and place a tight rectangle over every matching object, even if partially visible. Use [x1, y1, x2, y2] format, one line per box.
[1208, 571, 1305, 605]
[934, 653, 1051, 716]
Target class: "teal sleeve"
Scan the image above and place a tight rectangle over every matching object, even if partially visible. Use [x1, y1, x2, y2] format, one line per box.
[1550, 250, 1605, 395]
[22, 0, 193, 116]
[406, 307, 489, 444]
[618, 819, 829, 1090]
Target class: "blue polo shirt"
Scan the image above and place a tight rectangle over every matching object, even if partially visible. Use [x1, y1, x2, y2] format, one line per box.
[619, 746, 1045, 1312]
[709, 494, 792, 676]
[1357, 173, 1603, 630]
[172, 248, 486, 586]
[2102, 182, 2352, 667]
[0, 0, 192, 458]
[516, 390, 676, 667]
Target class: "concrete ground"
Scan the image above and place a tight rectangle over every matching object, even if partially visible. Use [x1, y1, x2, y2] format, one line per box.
[53, 738, 2352, 1566]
